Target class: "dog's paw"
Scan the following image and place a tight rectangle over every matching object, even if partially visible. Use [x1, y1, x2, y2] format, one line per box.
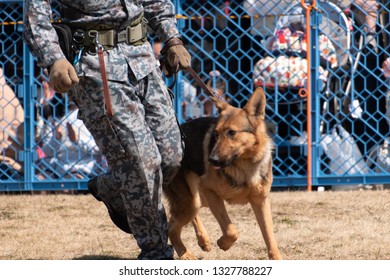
[268, 250, 283, 260]
[180, 252, 198, 260]
[198, 239, 211, 252]
[217, 234, 238, 251]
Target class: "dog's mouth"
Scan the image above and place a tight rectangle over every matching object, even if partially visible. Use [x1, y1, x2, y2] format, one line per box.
[209, 155, 236, 169]
[211, 163, 227, 170]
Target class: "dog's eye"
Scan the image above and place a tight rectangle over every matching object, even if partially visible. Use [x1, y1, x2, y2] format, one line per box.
[227, 129, 237, 137]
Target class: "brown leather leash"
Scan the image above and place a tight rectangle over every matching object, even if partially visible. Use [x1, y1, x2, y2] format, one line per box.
[185, 66, 221, 100]
[98, 46, 113, 117]
[159, 37, 221, 101]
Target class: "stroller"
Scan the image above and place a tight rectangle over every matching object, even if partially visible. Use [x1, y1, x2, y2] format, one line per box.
[252, 2, 361, 179]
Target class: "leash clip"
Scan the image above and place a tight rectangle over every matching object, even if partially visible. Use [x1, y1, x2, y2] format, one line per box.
[73, 47, 84, 65]
[88, 30, 100, 55]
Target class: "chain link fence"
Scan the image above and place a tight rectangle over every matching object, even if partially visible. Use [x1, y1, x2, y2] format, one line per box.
[1, 0, 389, 191]
[176, 0, 390, 190]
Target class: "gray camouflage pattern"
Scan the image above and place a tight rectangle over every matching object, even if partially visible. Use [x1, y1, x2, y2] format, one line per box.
[23, 0, 183, 259]
[23, 0, 180, 79]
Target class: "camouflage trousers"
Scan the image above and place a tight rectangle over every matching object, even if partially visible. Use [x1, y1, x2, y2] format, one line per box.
[68, 66, 182, 259]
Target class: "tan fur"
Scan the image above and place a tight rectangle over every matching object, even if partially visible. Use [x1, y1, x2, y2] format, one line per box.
[164, 88, 282, 260]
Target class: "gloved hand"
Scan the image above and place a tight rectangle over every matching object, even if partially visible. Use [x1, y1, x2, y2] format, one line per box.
[160, 37, 191, 75]
[49, 59, 79, 93]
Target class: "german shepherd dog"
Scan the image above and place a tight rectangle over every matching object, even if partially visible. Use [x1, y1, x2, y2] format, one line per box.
[164, 87, 282, 260]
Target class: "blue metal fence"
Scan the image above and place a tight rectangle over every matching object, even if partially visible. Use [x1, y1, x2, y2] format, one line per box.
[0, 0, 389, 191]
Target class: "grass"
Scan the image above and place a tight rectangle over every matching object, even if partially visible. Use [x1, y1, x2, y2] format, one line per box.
[0, 189, 389, 260]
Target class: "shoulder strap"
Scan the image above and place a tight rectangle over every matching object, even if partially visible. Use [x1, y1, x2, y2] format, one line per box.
[118, 0, 130, 30]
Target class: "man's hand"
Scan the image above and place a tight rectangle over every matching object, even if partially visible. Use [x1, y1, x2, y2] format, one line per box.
[49, 59, 79, 93]
[67, 122, 78, 143]
[382, 58, 390, 78]
[161, 37, 191, 75]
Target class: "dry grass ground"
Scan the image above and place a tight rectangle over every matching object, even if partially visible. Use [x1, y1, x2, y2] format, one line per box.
[0, 189, 389, 260]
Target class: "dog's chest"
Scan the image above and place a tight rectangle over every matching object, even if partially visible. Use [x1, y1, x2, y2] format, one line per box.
[208, 167, 265, 204]
[219, 167, 262, 188]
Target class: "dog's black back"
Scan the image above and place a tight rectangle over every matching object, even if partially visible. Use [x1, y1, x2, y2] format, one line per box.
[180, 117, 217, 176]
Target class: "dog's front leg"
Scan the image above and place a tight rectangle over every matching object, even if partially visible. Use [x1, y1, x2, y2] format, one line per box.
[192, 215, 212, 252]
[250, 198, 282, 260]
[204, 189, 238, 251]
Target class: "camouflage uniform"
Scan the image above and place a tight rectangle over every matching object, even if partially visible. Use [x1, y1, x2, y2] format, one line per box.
[24, 0, 183, 259]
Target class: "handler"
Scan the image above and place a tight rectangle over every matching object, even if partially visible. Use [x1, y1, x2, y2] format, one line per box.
[24, 0, 190, 260]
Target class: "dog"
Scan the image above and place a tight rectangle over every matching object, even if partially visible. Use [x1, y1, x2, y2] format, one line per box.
[164, 87, 282, 260]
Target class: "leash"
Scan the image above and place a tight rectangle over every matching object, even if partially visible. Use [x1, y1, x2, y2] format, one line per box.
[185, 66, 221, 100]
[159, 51, 221, 101]
[96, 36, 113, 117]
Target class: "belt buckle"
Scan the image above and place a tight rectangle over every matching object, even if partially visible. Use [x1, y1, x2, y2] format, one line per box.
[126, 23, 142, 45]
[98, 30, 115, 48]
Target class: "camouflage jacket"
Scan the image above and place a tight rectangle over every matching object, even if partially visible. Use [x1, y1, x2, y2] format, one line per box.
[23, 0, 180, 81]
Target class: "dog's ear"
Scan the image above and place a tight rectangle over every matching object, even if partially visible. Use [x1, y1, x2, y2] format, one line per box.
[244, 87, 266, 120]
[210, 95, 229, 115]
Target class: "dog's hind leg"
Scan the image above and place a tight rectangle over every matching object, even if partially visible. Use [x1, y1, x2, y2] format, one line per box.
[204, 190, 238, 251]
[250, 198, 282, 260]
[191, 214, 211, 252]
[169, 216, 198, 260]
[166, 171, 200, 260]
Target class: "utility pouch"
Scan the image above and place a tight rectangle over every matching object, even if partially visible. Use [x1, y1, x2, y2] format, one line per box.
[52, 23, 76, 64]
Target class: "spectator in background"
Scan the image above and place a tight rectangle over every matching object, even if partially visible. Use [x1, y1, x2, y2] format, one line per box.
[381, 57, 390, 126]
[152, 39, 163, 61]
[181, 79, 200, 120]
[340, 0, 389, 157]
[0, 67, 24, 178]
[243, 0, 296, 41]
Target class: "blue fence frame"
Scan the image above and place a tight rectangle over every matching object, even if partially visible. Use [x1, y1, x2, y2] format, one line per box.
[1, 0, 389, 191]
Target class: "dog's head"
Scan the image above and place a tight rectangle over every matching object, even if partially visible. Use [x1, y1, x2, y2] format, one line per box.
[208, 87, 270, 169]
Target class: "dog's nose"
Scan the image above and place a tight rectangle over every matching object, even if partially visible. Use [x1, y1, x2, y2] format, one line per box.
[209, 155, 223, 168]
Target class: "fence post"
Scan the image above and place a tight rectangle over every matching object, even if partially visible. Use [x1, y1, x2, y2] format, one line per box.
[300, 0, 321, 191]
[309, 3, 321, 189]
[22, 42, 35, 191]
[173, 0, 184, 123]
